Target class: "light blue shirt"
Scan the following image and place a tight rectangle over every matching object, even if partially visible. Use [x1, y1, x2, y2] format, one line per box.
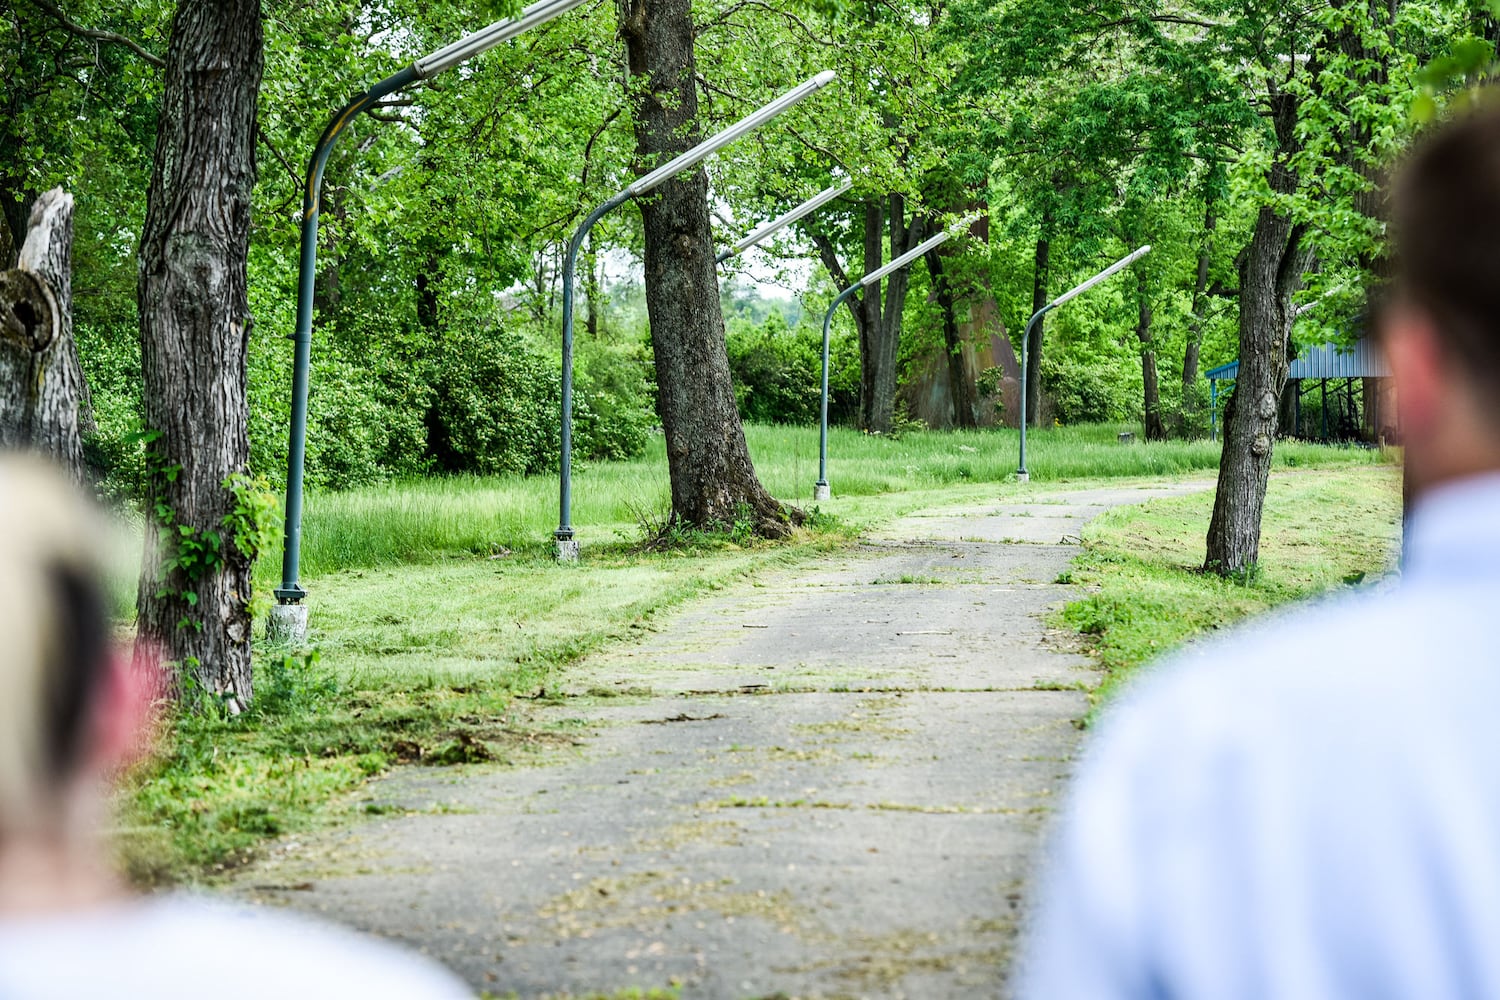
[1018, 473, 1500, 1000]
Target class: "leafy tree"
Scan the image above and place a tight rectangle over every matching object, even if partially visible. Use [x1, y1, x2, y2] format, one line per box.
[617, 0, 801, 535]
[134, 0, 264, 710]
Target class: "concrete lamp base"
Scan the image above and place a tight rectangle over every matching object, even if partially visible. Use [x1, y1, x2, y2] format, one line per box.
[813, 482, 831, 502]
[266, 602, 309, 647]
[555, 538, 580, 563]
[1016, 471, 1031, 484]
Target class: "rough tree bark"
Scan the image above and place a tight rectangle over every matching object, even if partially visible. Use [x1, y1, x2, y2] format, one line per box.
[809, 195, 927, 434]
[924, 241, 977, 429]
[0, 188, 88, 478]
[1204, 88, 1311, 575]
[1025, 222, 1050, 428]
[134, 0, 264, 710]
[619, 0, 795, 536]
[1135, 271, 1166, 441]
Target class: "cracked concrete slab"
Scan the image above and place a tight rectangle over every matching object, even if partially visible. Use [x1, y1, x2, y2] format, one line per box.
[233, 481, 1206, 999]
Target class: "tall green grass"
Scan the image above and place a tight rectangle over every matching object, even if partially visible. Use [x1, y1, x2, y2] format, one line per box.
[262, 422, 1393, 586]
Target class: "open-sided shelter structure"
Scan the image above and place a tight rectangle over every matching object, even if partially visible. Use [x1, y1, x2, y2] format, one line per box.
[1206, 338, 1396, 443]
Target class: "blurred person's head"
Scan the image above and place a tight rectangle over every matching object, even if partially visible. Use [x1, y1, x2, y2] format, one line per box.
[0, 453, 150, 915]
[1385, 102, 1500, 497]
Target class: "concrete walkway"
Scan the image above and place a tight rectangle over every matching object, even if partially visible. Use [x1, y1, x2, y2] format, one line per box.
[239, 483, 1203, 999]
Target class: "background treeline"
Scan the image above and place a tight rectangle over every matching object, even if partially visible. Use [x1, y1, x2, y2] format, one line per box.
[4, 0, 1490, 502]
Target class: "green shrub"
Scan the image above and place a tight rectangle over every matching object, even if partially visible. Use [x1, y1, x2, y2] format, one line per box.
[573, 341, 655, 463]
[1042, 352, 1136, 424]
[726, 311, 857, 425]
[75, 319, 147, 504]
[305, 354, 431, 490]
[427, 325, 560, 476]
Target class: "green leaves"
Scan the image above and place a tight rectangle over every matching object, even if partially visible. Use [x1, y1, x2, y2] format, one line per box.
[1413, 35, 1497, 123]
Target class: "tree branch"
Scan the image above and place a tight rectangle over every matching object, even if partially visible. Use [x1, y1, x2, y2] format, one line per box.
[807, 230, 852, 291]
[808, 227, 867, 329]
[255, 124, 302, 192]
[24, 0, 164, 68]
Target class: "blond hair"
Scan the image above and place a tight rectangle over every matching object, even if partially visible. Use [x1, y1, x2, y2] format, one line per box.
[0, 453, 111, 835]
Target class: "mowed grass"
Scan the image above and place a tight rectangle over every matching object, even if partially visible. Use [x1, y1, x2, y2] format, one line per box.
[121, 536, 853, 883]
[1060, 464, 1405, 715]
[266, 421, 1393, 583]
[125, 423, 1398, 884]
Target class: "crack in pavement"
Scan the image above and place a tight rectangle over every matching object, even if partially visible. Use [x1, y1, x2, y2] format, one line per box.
[235, 482, 1206, 999]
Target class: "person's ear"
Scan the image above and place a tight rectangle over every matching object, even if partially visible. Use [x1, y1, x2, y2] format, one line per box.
[1381, 303, 1447, 441]
[87, 644, 162, 773]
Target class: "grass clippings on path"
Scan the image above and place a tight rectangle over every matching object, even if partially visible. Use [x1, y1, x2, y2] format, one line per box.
[1059, 465, 1404, 714]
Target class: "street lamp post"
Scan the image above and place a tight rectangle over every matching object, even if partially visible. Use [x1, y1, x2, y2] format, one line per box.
[715, 178, 851, 265]
[1016, 244, 1152, 482]
[815, 226, 957, 501]
[272, 0, 588, 635]
[555, 71, 838, 560]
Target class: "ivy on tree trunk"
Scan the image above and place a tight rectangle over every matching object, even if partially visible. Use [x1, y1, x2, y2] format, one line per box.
[134, 0, 264, 711]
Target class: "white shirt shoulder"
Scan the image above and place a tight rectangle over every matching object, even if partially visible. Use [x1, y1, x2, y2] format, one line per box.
[1019, 580, 1500, 999]
[0, 895, 474, 999]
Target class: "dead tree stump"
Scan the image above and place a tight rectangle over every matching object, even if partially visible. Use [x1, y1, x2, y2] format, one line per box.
[0, 189, 88, 480]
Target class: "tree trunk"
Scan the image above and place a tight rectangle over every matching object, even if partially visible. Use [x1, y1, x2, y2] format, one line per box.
[0, 184, 29, 272]
[134, 0, 264, 711]
[1278, 375, 1300, 436]
[809, 196, 925, 435]
[857, 200, 887, 432]
[1136, 273, 1166, 441]
[584, 232, 601, 339]
[865, 194, 924, 433]
[0, 208, 15, 270]
[0, 188, 88, 478]
[925, 241, 976, 429]
[1205, 92, 1309, 575]
[619, 0, 794, 536]
[1026, 224, 1050, 427]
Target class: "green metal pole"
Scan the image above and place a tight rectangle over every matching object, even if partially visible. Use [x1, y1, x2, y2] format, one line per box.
[553, 71, 837, 556]
[1016, 245, 1152, 482]
[556, 190, 630, 552]
[1016, 305, 1050, 481]
[276, 67, 419, 604]
[816, 284, 861, 497]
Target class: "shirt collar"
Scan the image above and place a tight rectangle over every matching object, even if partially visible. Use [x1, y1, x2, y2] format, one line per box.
[1403, 471, 1500, 583]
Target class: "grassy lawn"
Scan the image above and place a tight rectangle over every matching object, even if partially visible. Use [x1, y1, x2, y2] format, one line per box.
[120, 423, 1397, 883]
[267, 422, 1390, 580]
[1059, 464, 1404, 715]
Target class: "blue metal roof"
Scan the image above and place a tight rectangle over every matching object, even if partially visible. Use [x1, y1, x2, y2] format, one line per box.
[1205, 338, 1391, 382]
